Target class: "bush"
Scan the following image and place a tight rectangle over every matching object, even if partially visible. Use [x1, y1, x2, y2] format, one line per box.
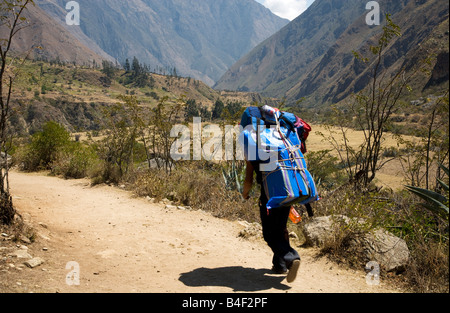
[19, 121, 71, 171]
[306, 150, 347, 190]
[15, 121, 99, 180]
[50, 142, 99, 179]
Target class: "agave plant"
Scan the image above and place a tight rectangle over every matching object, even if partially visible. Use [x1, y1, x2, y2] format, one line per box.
[221, 159, 243, 193]
[405, 164, 449, 216]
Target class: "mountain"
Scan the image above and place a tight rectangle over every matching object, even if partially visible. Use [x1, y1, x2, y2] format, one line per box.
[2, 2, 114, 66]
[33, 0, 288, 86]
[214, 0, 449, 106]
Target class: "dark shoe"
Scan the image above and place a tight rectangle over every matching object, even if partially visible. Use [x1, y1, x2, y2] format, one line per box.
[271, 266, 288, 275]
[286, 259, 301, 283]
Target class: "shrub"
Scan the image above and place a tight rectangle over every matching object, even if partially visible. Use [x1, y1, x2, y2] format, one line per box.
[50, 142, 99, 179]
[19, 121, 72, 171]
[305, 150, 347, 191]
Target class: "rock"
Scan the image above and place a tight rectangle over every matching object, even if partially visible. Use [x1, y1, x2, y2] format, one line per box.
[147, 158, 166, 169]
[168, 191, 178, 201]
[289, 232, 299, 240]
[24, 257, 45, 268]
[355, 228, 410, 273]
[10, 250, 32, 259]
[20, 235, 32, 244]
[238, 222, 262, 240]
[38, 233, 51, 241]
[303, 215, 350, 246]
[162, 198, 171, 204]
[302, 215, 410, 273]
[165, 205, 178, 210]
[237, 220, 251, 228]
[38, 222, 48, 229]
[21, 213, 32, 223]
[177, 206, 186, 211]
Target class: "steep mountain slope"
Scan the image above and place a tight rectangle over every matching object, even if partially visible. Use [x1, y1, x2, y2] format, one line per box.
[2, 2, 114, 66]
[291, 0, 449, 105]
[214, 0, 369, 95]
[34, 0, 288, 86]
[215, 0, 449, 106]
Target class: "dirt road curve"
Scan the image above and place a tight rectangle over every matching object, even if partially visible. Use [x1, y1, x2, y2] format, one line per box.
[2, 171, 403, 293]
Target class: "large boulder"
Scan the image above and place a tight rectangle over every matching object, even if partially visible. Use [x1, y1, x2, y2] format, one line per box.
[356, 228, 410, 273]
[302, 215, 410, 273]
[303, 215, 350, 246]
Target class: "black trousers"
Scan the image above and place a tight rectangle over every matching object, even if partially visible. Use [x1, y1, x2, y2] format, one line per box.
[259, 190, 300, 271]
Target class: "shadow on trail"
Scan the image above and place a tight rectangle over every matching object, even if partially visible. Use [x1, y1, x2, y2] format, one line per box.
[179, 267, 291, 292]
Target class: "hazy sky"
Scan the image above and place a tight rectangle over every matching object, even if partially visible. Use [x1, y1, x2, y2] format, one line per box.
[256, 0, 316, 20]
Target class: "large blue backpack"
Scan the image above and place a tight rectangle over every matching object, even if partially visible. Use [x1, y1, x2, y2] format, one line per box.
[239, 106, 319, 211]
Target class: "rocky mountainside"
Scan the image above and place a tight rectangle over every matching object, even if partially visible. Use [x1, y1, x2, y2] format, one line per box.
[32, 0, 288, 86]
[214, 0, 449, 106]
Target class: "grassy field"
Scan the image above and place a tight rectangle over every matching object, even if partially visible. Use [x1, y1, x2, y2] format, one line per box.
[308, 125, 422, 191]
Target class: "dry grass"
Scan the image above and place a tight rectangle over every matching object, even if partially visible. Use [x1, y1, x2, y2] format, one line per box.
[308, 125, 421, 190]
[130, 162, 260, 223]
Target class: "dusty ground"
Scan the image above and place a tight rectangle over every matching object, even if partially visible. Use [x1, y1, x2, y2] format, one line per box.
[1, 171, 406, 293]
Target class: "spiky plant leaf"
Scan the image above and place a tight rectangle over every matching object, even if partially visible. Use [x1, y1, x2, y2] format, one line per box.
[405, 185, 449, 214]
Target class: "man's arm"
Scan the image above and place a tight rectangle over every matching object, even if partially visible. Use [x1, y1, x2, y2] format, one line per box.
[242, 161, 254, 200]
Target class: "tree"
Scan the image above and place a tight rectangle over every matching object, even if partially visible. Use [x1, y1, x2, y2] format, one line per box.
[323, 15, 431, 189]
[131, 57, 141, 78]
[211, 99, 224, 120]
[1, 0, 34, 224]
[185, 99, 199, 121]
[149, 96, 186, 174]
[101, 60, 117, 79]
[128, 57, 152, 88]
[124, 59, 130, 72]
[399, 94, 449, 189]
[95, 98, 140, 183]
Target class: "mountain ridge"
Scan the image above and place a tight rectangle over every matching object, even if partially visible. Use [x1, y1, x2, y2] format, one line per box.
[214, 0, 449, 106]
[33, 0, 289, 86]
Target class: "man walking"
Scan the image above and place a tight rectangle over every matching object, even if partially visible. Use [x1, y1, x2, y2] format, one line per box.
[243, 160, 301, 283]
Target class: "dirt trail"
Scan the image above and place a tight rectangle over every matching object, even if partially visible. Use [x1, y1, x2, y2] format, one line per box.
[1, 171, 404, 293]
